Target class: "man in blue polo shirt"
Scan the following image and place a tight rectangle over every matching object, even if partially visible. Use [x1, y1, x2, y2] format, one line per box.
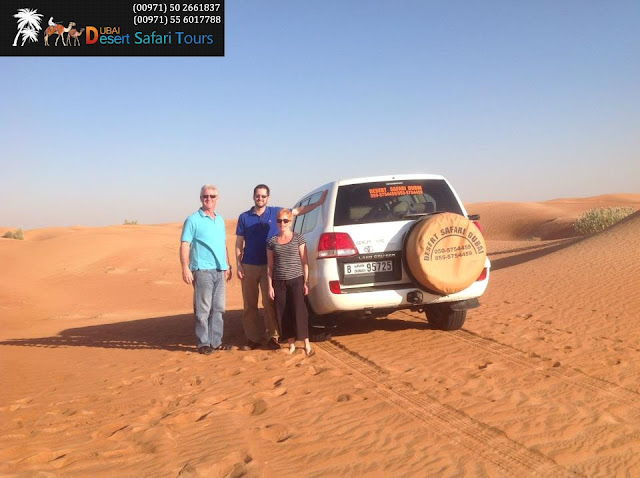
[235, 184, 326, 351]
[180, 184, 233, 355]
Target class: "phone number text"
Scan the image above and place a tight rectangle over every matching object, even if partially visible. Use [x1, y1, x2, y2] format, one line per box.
[133, 4, 221, 13]
[133, 15, 222, 25]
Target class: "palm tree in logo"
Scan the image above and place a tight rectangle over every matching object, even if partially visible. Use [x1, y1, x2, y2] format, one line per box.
[13, 8, 43, 47]
[20, 27, 40, 46]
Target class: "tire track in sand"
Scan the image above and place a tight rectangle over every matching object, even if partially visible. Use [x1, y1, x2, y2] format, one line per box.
[447, 329, 640, 411]
[395, 310, 640, 411]
[318, 339, 578, 478]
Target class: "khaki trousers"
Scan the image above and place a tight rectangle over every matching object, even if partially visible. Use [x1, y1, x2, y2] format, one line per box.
[241, 263, 278, 343]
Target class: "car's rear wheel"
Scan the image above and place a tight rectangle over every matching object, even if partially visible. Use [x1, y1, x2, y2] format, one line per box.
[309, 325, 332, 342]
[425, 304, 466, 330]
[307, 305, 336, 342]
[309, 317, 333, 342]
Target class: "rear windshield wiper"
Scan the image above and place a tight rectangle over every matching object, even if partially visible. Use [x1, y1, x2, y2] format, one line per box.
[402, 211, 441, 219]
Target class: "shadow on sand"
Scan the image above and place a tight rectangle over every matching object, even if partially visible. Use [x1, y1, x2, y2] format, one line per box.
[0, 308, 434, 351]
[331, 315, 435, 337]
[0, 309, 246, 353]
[489, 237, 584, 271]
[328, 312, 429, 339]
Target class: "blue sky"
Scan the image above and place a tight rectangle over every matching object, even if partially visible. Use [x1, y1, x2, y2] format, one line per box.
[1, 1, 638, 229]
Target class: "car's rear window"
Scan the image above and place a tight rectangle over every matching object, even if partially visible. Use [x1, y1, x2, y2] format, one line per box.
[334, 179, 463, 226]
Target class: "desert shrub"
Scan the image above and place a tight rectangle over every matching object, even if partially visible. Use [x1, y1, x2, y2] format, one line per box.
[573, 207, 634, 235]
[2, 228, 24, 240]
[123, 219, 138, 225]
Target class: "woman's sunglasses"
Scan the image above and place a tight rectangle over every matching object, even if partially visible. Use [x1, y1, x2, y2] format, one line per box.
[276, 219, 290, 224]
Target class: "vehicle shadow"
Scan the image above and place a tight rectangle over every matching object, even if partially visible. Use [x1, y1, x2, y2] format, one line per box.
[0, 309, 246, 352]
[489, 236, 583, 271]
[326, 311, 429, 339]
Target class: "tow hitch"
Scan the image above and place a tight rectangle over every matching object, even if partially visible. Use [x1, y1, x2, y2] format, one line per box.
[407, 290, 423, 304]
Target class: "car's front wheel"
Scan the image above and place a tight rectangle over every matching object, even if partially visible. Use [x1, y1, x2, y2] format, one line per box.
[424, 304, 466, 330]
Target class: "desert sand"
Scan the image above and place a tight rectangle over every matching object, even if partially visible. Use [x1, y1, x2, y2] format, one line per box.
[1, 195, 639, 477]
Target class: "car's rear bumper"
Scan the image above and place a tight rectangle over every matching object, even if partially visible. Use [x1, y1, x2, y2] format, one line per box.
[307, 268, 490, 316]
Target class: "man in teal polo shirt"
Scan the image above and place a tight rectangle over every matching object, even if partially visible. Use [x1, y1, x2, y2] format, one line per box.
[180, 184, 232, 355]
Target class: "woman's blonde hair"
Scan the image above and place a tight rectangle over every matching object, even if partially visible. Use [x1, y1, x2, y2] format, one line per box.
[277, 208, 293, 220]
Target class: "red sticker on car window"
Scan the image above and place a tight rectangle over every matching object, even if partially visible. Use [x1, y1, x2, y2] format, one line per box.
[368, 185, 423, 199]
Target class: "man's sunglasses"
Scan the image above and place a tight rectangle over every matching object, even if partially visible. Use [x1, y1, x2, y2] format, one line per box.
[276, 219, 290, 224]
[255, 195, 268, 199]
[202, 195, 217, 199]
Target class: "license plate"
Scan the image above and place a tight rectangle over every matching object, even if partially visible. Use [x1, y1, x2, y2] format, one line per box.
[344, 260, 393, 275]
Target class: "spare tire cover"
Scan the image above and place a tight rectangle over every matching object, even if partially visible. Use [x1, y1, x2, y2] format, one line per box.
[404, 212, 486, 295]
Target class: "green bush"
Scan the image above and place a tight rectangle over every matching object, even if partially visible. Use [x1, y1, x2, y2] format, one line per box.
[2, 228, 24, 240]
[123, 219, 138, 225]
[573, 207, 634, 235]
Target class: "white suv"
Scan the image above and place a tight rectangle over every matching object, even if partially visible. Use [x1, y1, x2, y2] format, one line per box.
[291, 174, 490, 340]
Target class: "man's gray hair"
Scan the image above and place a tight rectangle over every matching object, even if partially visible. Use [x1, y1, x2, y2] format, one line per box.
[200, 184, 218, 196]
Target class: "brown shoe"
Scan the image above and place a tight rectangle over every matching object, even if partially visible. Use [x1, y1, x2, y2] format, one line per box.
[198, 345, 213, 355]
[267, 337, 281, 350]
[242, 340, 261, 351]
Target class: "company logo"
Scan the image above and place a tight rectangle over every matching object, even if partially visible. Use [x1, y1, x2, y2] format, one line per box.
[12, 7, 83, 48]
[5, 3, 224, 56]
[44, 19, 77, 46]
[12, 8, 43, 47]
[68, 25, 85, 46]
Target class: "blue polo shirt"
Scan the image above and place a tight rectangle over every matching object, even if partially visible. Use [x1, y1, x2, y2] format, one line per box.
[236, 206, 282, 265]
[181, 209, 228, 271]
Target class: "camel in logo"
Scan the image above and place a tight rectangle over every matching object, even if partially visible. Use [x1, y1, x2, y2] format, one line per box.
[67, 27, 85, 46]
[44, 21, 75, 46]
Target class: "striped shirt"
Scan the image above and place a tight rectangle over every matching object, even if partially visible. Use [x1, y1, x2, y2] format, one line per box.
[267, 232, 306, 281]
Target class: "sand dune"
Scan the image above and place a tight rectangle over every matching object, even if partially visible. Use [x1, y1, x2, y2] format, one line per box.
[1, 195, 639, 477]
[468, 193, 640, 240]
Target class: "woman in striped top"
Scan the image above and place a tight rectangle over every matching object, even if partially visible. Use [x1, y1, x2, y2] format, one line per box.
[267, 208, 314, 356]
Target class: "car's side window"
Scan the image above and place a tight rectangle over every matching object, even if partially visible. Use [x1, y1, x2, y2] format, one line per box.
[301, 192, 323, 234]
[292, 199, 309, 233]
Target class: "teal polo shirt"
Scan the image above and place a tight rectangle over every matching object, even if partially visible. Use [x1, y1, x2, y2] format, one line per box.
[181, 209, 228, 271]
